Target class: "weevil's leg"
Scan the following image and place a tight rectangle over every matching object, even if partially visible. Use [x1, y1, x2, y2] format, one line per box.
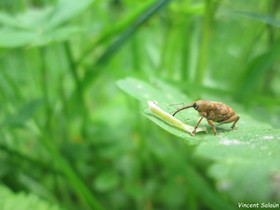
[192, 117, 204, 135]
[207, 120, 216, 135]
[220, 115, 240, 129]
[231, 115, 240, 129]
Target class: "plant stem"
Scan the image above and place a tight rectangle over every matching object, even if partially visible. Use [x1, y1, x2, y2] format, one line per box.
[63, 42, 89, 138]
[40, 48, 53, 135]
[181, 20, 191, 82]
[64, 42, 84, 99]
[263, 0, 280, 95]
[195, 0, 214, 86]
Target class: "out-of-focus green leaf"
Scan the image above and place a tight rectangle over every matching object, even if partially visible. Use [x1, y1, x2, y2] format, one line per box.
[0, 0, 93, 47]
[0, 29, 35, 48]
[0, 9, 52, 29]
[117, 77, 188, 104]
[47, 0, 94, 29]
[0, 185, 64, 210]
[0, 27, 81, 47]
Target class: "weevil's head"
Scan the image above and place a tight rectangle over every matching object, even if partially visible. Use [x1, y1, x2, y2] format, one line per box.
[193, 100, 211, 112]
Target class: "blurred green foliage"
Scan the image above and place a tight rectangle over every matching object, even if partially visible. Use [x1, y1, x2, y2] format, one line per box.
[0, 0, 280, 210]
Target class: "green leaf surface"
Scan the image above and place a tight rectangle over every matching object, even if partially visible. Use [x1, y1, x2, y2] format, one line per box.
[195, 130, 280, 202]
[117, 77, 188, 104]
[117, 77, 280, 202]
[0, 185, 63, 210]
[146, 100, 207, 137]
[117, 77, 206, 142]
[117, 77, 273, 140]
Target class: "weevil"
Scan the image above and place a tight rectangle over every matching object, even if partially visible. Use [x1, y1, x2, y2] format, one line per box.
[172, 100, 240, 135]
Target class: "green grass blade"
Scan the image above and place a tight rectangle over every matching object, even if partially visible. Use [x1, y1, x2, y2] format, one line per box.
[81, 0, 171, 91]
[230, 10, 280, 27]
[235, 39, 280, 101]
[95, 0, 171, 65]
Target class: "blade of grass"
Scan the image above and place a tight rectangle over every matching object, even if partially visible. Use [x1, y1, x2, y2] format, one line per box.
[195, 0, 217, 86]
[81, 0, 171, 91]
[235, 39, 280, 102]
[95, 0, 171, 65]
[230, 11, 280, 27]
[40, 48, 53, 134]
[63, 41, 89, 138]
[77, 0, 157, 66]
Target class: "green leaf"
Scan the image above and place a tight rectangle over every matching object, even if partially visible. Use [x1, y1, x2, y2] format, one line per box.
[47, 0, 94, 29]
[117, 77, 280, 202]
[0, 28, 35, 48]
[117, 77, 208, 141]
[117, 77, 188, 104]
[117, 77, 271, 140]
[195, 130, 280, 202]
[0, 9, 52, 30]
[0, 185, 64, 210]
[117, 77, 201, 139]
[0, 0, 93, 48]
[146, 100, 207, 137]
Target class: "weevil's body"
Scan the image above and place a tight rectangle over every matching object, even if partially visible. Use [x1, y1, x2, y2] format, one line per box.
[173, 100, 240, 135]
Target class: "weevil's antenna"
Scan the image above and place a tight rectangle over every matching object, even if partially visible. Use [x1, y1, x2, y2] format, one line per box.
[172, 103, 195, 116]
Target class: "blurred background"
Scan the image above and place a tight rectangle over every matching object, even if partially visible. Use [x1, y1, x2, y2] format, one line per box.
[0, 0, 280, 209]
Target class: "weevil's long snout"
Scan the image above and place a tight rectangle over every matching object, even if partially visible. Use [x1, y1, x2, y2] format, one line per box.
[172, 103, 195, 116]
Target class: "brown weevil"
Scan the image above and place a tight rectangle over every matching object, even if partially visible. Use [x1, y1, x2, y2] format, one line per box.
[172, 100, 240, 135]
